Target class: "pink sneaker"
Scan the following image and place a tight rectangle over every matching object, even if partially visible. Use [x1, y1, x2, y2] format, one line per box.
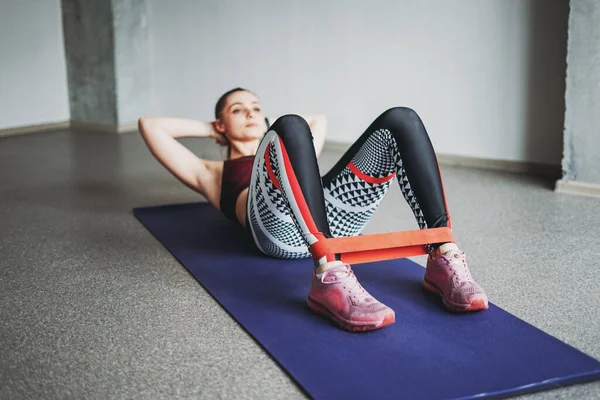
[307, 263, 395, 332]
[423, 248, 489, 312]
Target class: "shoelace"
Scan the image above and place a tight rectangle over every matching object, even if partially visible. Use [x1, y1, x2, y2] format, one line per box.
[321, 264, 367, 295]
[446, 251, 474, 283]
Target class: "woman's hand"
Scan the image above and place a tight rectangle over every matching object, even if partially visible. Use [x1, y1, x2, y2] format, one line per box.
[305, 115, 328, 157]
[210, 121, 229, 146]
[267, 114, 327, 156]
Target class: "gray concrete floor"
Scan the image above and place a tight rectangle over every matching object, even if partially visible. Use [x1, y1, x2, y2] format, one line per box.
[1, 129, 599, 400]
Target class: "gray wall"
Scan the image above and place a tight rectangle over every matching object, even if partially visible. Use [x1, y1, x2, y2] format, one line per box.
[562, 0, 600, 184]
[0, 0, 570, 167]
[0, 0, 69, 129]
[148, 0, 569, 165]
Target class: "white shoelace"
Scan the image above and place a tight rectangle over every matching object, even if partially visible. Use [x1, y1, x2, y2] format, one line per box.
[320, 264, 367, 295]
[446, 250, 474, 283]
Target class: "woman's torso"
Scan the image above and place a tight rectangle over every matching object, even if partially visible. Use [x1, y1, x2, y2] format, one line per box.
[218, 156, 254, 228]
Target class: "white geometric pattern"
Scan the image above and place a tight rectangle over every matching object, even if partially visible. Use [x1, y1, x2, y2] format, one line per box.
[247, 128, 430, 260]
[247, 132, 310, 259]
[323, 129, 428, 238]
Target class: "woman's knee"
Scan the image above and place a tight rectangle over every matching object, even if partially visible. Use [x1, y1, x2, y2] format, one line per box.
[270, 114, 314, 146]
[377, 106, 421, 126]
[271, 114, 311, 134]
[370, 106, 431, 145]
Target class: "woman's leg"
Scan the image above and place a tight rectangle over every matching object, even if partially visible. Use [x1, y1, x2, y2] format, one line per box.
[246, 115, 334, 265]
[246, 115, 395, 331]
[321, 107, 487, 311]
[322, 107, 450, 249]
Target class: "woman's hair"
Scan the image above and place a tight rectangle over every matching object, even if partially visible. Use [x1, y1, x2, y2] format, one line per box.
[214, 87, 249, 159]
[214, 87, 250, 119]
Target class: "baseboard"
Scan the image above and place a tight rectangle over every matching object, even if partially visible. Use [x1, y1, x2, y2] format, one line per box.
[435, 153, 561, 178]
[70, 121, 137, 134]
[324, 140, 561, 178]
[0, 130, 564, 179]
[554, 179, 600, 198]
[0, 121, 70, 137]
[0, 120, 138, 137]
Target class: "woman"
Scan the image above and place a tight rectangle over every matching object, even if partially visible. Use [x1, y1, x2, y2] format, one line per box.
[138, 88, 488, 332]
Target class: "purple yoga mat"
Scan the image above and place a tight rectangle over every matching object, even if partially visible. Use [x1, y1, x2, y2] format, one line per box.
[134, 202, 600, 400]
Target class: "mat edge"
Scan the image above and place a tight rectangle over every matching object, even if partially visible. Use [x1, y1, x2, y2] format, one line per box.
[453, 369, 600, 400]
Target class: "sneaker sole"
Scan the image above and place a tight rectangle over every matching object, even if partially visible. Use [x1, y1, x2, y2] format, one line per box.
[422, 278, 489, 312]
[307, 297, 395, 332]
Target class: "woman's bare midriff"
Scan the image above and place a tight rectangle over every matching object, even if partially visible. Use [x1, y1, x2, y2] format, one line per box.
[235, 188, 250, 228]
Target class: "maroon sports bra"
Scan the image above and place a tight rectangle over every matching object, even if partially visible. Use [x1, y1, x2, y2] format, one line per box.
[220, 155, 254, 225]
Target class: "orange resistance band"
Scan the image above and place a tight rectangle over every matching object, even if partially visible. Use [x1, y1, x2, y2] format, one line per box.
[310, 227, 454, 265]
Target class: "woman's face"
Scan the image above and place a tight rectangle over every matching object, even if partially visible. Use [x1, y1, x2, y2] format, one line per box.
[216, 91, 267, 142]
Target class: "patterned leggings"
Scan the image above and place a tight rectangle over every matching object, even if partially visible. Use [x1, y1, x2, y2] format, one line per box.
[246, 107, 451, 266]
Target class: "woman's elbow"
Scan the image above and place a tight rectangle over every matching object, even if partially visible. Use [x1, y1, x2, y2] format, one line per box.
[138, 117, 158, 136]
[138, 117, 148, 133]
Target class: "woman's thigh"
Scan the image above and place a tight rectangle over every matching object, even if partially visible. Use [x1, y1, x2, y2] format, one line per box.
[323, 129, 398, 237]
[246, 131, 311, 259]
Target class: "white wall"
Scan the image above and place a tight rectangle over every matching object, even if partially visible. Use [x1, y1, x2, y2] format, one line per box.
[0, 0, 70, 129]
[148, 0, 568, 165]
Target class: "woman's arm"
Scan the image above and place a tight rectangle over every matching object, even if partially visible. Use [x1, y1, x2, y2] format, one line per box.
[268, 114, 328, 157]
[138, 117, 222, 205]
[138, 117, 218, 139]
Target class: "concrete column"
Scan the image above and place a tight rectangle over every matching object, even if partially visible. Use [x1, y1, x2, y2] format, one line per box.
[61, 0, 150, 133]
[556, 0, 600, 196]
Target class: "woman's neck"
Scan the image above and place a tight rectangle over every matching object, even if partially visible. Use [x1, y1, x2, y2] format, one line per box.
[229, 140, 260, 159]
